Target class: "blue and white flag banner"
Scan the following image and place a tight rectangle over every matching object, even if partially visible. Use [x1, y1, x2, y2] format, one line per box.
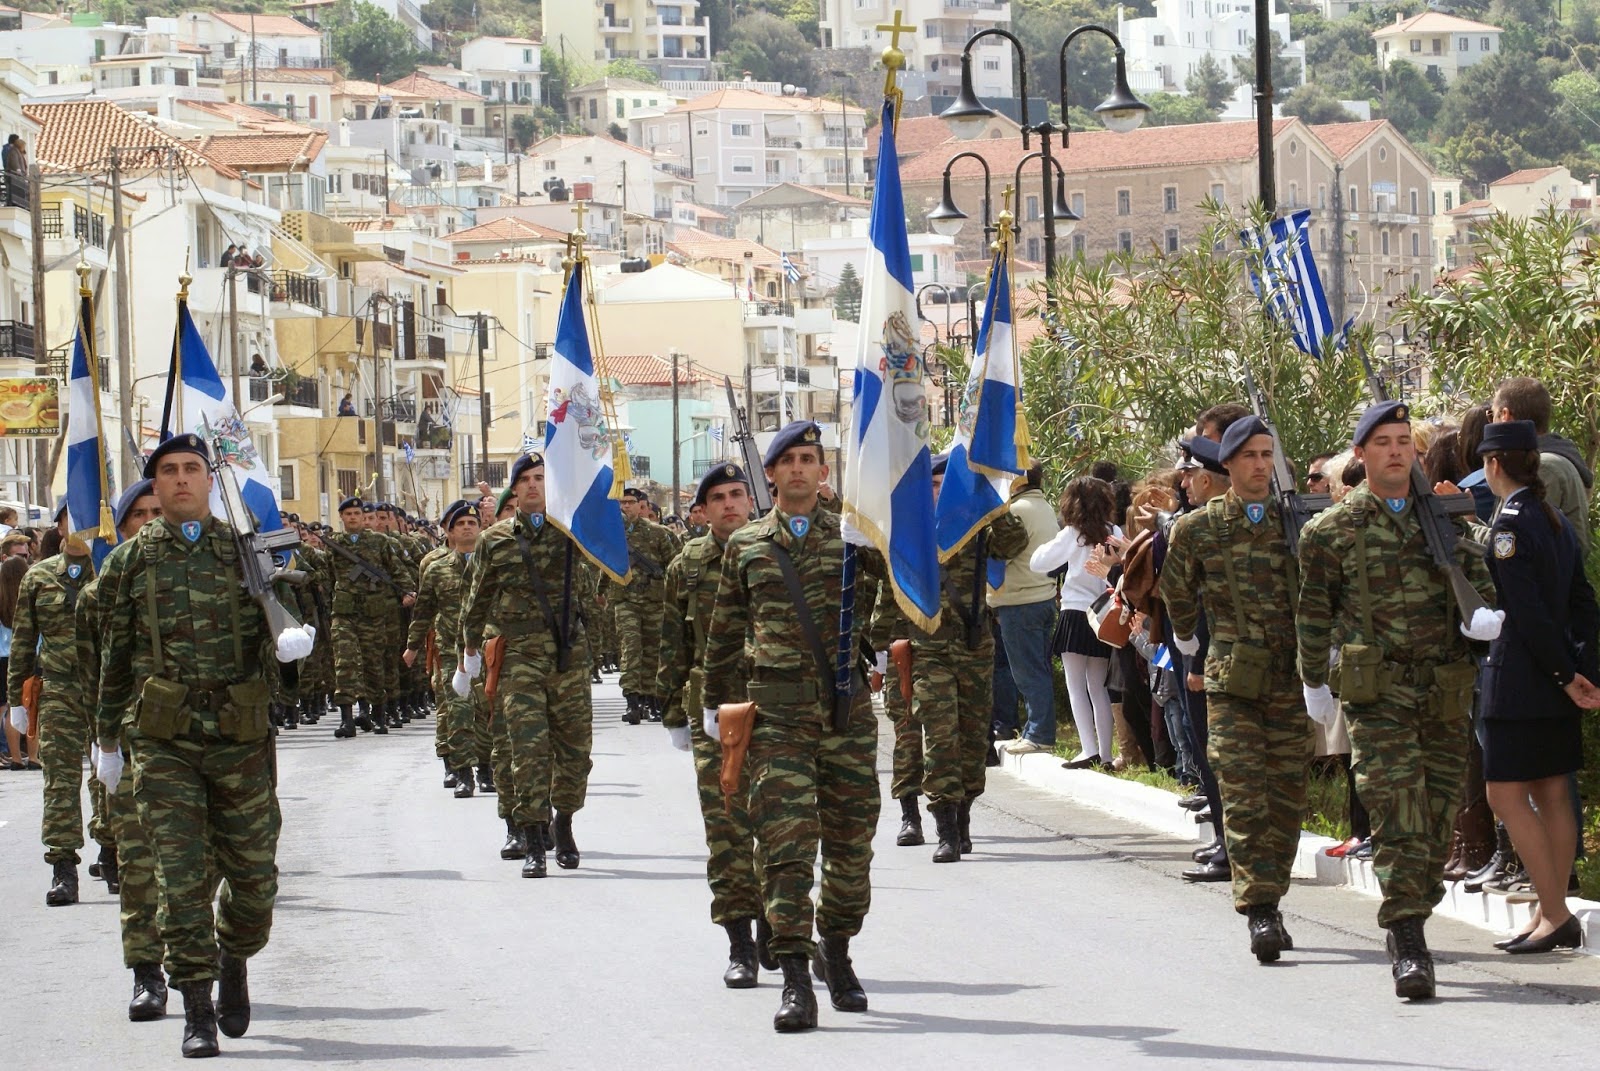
[840, 97, 942, 631]
[544, 264, 630, 582]
[65, 287, 115, 566]
[781, 251, 801, 284]
[1241, 209, 1350, 359]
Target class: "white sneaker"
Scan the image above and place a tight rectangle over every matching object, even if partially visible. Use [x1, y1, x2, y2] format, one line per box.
[1005, 739, 1049, 755]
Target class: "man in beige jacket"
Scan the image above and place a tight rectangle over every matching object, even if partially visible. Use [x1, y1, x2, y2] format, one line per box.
[987, 464, 1063, 751]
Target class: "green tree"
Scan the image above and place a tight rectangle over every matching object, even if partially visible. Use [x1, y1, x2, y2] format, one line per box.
[1439, 121, 1536, 186]
[327, 0, 421, 82]
[1142, 92, 1219, 127]
[1232, 32, 1303, 93]
[1377, 61, 1443, 142]
[1279, 83, 1359, 124]
[721, 12, 815, 88]
[606, 57, 659, 84]
[786, 0, 821, 45]
[1185, 52, 1234, 112]
[1435, 52, 1581, 172]
[833, 261, 862, 322]
[607, 121, 628, 141]
[511, 112, 538, 150]
[1015, 1, 1116, 119]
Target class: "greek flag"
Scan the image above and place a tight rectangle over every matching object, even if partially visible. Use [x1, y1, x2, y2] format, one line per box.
[1241, 209, 1349, 358]
[65, 284, 115, 566]
[781, 251, 801, 284]
[544, 263, 630, 582]
[403, 439, 416, 464]
[1152, 644, 1174, 671]
[161, 296, 284, 533]
[935, 244, 1021, 589]
[709, 422, 723, 445]
[840, 98, 942, 630]
[520, 431, 540, 455]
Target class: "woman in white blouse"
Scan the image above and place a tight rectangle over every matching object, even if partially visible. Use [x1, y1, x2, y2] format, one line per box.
[1026, 477, 1124, 765]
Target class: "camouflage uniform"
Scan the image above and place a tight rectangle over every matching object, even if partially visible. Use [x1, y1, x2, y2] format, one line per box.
[1161, 492, 1313, 912]
[658, 529, 762, 924]
[462, 512, 595, 829]
[1297, 485, 1492, 927]
[324, 531, 407, 708]
[378, 530, 420, 706]
[611, 518, 679, 698]
[8, 553, 104, 866]
[701, 505, 880, 958]
[295, 546, 335, 709]
[95, 517, 283, 988]
[409, 549, 488, 773]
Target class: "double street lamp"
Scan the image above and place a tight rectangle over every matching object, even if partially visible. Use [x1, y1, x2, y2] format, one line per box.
[934, 24, 1149, 279]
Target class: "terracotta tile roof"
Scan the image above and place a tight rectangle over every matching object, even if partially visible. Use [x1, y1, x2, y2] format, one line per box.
[892, 114, 1020, 159]
[335, 79, 428, 102]
[448, 216, 568, 244]
[471, 36, 541, 46]
[176, 98, 318, 133]
[385, 72, 484, 103]
[210, 12, 321, 37]
[225, 67, 337, 86]
[603, 354, 716, 386]
[690, 204, 728, 221]
[527, 132, 657, 159]
[190, 130, 328, 169]
[898, 118, 1302, 184]
[1372, 12, 1502, 36]
[667, 229, 781, 266]
[670, 88, 865, 115]
[570, 77, 663, 95]
[1308, 119, 1386, 160]
[23, 99, 241, 178]
[1446, 198, 1494, 216]
[1490, 166, 1564, 187]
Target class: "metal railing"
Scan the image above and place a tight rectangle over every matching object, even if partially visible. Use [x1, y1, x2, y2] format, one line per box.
[73, 205, 106, 248]
[48, 348, 109, 386]
[0, 171, 26, 209]
[366, 395, 418, 422]
[461, 460, 507, 486]
[40, 205, 61, 237]
[269, 270, 324, 310]
[0, 320, 33, 362]
[628, 454, 651, 478]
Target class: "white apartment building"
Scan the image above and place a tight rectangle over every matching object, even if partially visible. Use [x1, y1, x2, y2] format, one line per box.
[147, 12, 328, 70]
[568, 77, 674, 137]
[515, 134, 693, 225]
[636, 89, 868, 208]
[1117, 0, 1304, 96]
[459, 35, 542, 106]
[542, 0, 713, 82]
[1373, 12, 1502, 85]
[816, 0, 1015, 101]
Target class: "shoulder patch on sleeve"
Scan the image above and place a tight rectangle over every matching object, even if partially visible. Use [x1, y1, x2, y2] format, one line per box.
[1493, 530, 1516, 559]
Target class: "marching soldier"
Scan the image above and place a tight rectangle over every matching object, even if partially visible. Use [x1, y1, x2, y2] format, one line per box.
[1298, 401, 1498, 1000]
[701, 420, 881, 1033]
[324, 497, 415, 738]
[1160, 416, 1314, 963]
[613, 487, 677, 724]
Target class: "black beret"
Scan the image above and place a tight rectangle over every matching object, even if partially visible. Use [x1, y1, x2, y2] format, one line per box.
[693, 462, 748, 507]
[441, 498, 476, 529]
[1352, 400, 1411, 447]
[764, 420, 823, 467]
[143, 433, 210, 478]
[113, 479, 155, 530]
[1478, 419, 1538, 455]
[930, 451, 950, 477]
[338, 496, 363, 512]
[1182, 435, 1228, 476]
[1217, 416, 1271, 463]
[509, 452, 544, 488]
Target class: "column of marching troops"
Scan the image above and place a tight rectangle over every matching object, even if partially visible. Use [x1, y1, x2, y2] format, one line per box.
[10, 391, 1591, 1055]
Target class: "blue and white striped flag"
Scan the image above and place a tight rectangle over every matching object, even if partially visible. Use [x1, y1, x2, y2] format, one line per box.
[709, 422, 723, 445]
[935, 242, 1020, 587]
[520, 431, 540, 455]
[403, 439, 416, 464]
[65, 284, 115, 567]
[780, 251, 801, 284]
[840, 98, 941, 630]
[1241, 209, 1349, 358]
[1152, 644, 1174, 671]
[545, 263, 630, 582]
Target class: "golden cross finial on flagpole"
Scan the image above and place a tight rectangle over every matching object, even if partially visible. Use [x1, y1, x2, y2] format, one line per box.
[875, 10, 914, 128]
[876, 11, 914, 50]
[572, 199, 588, 237]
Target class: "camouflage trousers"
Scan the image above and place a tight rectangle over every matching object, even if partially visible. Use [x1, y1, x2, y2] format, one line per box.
[331, 610, 386, 705]
[380, 607, 405, 702]
[499, 633, 594, 826]
[690, 714, 763, 924]
[433, 663, 490, 770]
[885, 663, 922, 801]
[131, 732, 281, 988]
[748, 690, 879, 958]
[589, 603, 615, 671]
[490, 686, 514, 822]
[39, 687, 109, 865]
[614, 599, 663, 697]
[912, 640, 993, 806]
[1206, 683, 1313, 912]
[108, 732, 163, 968]
[1345, 672, 1473, 927]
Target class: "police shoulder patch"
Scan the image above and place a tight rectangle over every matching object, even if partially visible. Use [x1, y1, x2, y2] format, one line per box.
[1493, 530, 1516, 559]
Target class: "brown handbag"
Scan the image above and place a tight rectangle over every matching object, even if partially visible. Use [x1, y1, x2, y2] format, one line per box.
[1087, 586, 1135, 649]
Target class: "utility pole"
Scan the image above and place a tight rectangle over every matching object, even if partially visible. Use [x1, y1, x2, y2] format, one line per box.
[109, 148, 136, 485]
[670, 347, 681, 513]
[476, 312, 490, 483]
[227, 267, 241, 405]
[27, 161, 47, 496]
[1253, 1, 1275, 214]
[619, 159, 628, 256]
[371, 298, 385, 501]
[1331, 163, 1346, 330]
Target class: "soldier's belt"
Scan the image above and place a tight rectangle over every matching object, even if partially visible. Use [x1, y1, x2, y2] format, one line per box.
[1383, 660, 1450, 686]
[1211, 640, 1298, 672]
[185, 684, 234, 710]
[746, 679, 819, 706]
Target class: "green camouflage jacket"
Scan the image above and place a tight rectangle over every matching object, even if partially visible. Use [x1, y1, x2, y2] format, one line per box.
[7, 552, 94, 705]
[409, 551, 471, 655]
[658, 530, 745, 728]
[460, 512, 595, 651]
[609, 518, 679, 602]
[871, 511, 1029, 650]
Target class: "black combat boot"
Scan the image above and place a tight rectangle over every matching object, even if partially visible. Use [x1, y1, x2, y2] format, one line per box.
[45, 860, 78, 906]
[722, 918, 759, 989]
[622, 693, 642, 725]
[552, 810, 580, 869]
[128, 962, 168, 1021]
[773, 954, 818, 1033]
[216, 951, 250, 1038]
[646, 696, 663, 723]
[354, 700, 374, 732]
[895, 795, 924, 847]
[957, 799, 974, 855]
[591, 666, 602, 683]
[1387, 918, 1436, 1000]
[298, 697, 317, 726]
[453, 768, 476, 798]
[1246, 903, 1283, 964]
[755, 915, 779, 971]
[1274, 907, 1294, 951]
[334, 704, 356, 739]
[1463, 822, 1512, 894]
[98, 844, 120, 893]
[521, 825, 547, 878]
[443, 757, 458, 789]
[179, 981, 220, 1058]
[930, 803, 961, 864]
[536, 821, 554, 854]
[500, 819, 526, 860]
[477, 764, 496, 794]
[371, 700, 389, 735]
[811, 933, 868, 1012]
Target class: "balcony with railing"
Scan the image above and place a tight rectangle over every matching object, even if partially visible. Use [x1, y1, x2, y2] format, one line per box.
[366, 395, 418, 423]
[48, 347, 110, 387]
[73, 205, 107, 248]
[0, 320, 33, 363]
[628, 454, 651, 479]
[247, 374, 320, 409]
[0, 171, 26, 210]
[461, 460, 507, 486]
[600, 15, 633, 30]
[823, 129, 866, 148]
[415, 398, 452, 450]
[242, 269, 325, 311]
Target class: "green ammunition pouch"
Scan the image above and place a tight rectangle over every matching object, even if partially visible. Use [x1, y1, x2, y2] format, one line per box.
[136, 676, 191, 740]
[1337, 644, 1386, 704]
[218, 678, 273, 743]
[1430, 661, 1478, 720]
[1209, 500, 1295, 703]
[1218, 641, 1271, 701]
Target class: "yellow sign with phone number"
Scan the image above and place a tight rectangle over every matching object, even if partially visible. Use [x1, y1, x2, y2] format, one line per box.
[0, 377, 61, 437]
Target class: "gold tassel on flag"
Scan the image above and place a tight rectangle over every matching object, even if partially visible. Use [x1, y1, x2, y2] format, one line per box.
[563, 202, 631, 498]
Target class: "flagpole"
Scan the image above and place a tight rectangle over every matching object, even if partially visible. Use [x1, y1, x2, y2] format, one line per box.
[778, 252, 789, 424]
[77, 264, 114, 541]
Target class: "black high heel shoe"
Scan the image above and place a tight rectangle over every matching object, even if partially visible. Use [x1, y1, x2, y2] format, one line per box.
[1492, 930, 1532, 951]
[1506, 916, 1583, 955]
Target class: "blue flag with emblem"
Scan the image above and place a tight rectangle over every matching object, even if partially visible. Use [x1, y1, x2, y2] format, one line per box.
[1241, 209, 1350, 358]
[64, 276, 116, 568]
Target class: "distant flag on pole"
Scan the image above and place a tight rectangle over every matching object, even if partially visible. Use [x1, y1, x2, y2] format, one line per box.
[780, 251, 801, 284]
[709, 422, 723, 445]
[64, 271, 116, 567]
[544, 259, 630, 582]
[403, 439, 416, 465]
[839, 98, 941, 630]
[520, 430, 540, 455]
[1151, 644, 1174, 671]
[161, 290, 284, 533]
[1241, 209, 1350, 358]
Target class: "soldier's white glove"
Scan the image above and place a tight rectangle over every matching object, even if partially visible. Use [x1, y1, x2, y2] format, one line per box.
[8, 705, 25, 733]
[95, 744, 124, 795]
[1460, 607, 1505, 642]
[462, 651, 483, 678]
[1303, 684, 1338, 726]
[275, 624, 315, 662]
[451, 668, 471, 698]
[874, 650, 888, 674]
[668, 724, 692, 752]
[1174, 634, 1200, 657]
[703, 707, 719, 739]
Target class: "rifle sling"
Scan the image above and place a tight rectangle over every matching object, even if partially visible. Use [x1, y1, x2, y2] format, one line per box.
[768, 542, 841, 724]
[939, 532, 987, 649]
[515, 521, 569, 660]
[326, 538, 398, 592]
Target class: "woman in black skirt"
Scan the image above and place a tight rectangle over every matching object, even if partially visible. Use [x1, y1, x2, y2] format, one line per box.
[1476, 420, 1600, 954]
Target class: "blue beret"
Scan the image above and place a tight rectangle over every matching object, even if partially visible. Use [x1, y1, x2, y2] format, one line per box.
[361, 502, 375, 512]
[1182, 435, 1228, 475]
[930, 451, 950, 477]
[509, 452, 543, 488]
[1478, 419, 1538, 455]
[143, 433, 210, 478]
[693, 462, 748, 506]
[441, 498, 476, 529]
[113, 479, 155, 529]
[1352, 400, 1410, 447]
[338, 496, 363, 512]
[1217, 416, 1271, 463]
[763, 420, 823, 467]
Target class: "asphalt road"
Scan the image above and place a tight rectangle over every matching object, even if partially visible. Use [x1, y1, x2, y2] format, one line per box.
[3, 676, 1598, 1069]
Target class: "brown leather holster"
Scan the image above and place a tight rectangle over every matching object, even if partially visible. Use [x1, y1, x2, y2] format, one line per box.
[718, 701, 758, 813]
[425, 630, 439, 676]
[483, 635, 507, 705]
[889, 639, 914, 705]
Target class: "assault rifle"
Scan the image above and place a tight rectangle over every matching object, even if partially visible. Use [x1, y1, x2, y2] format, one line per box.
[724, 375, 774, 516]
[1355, 347, 1487, 624]
[1240, 365, 1331, 559]
[203, 419, 306, 640]
[320, 534, 408, 598]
